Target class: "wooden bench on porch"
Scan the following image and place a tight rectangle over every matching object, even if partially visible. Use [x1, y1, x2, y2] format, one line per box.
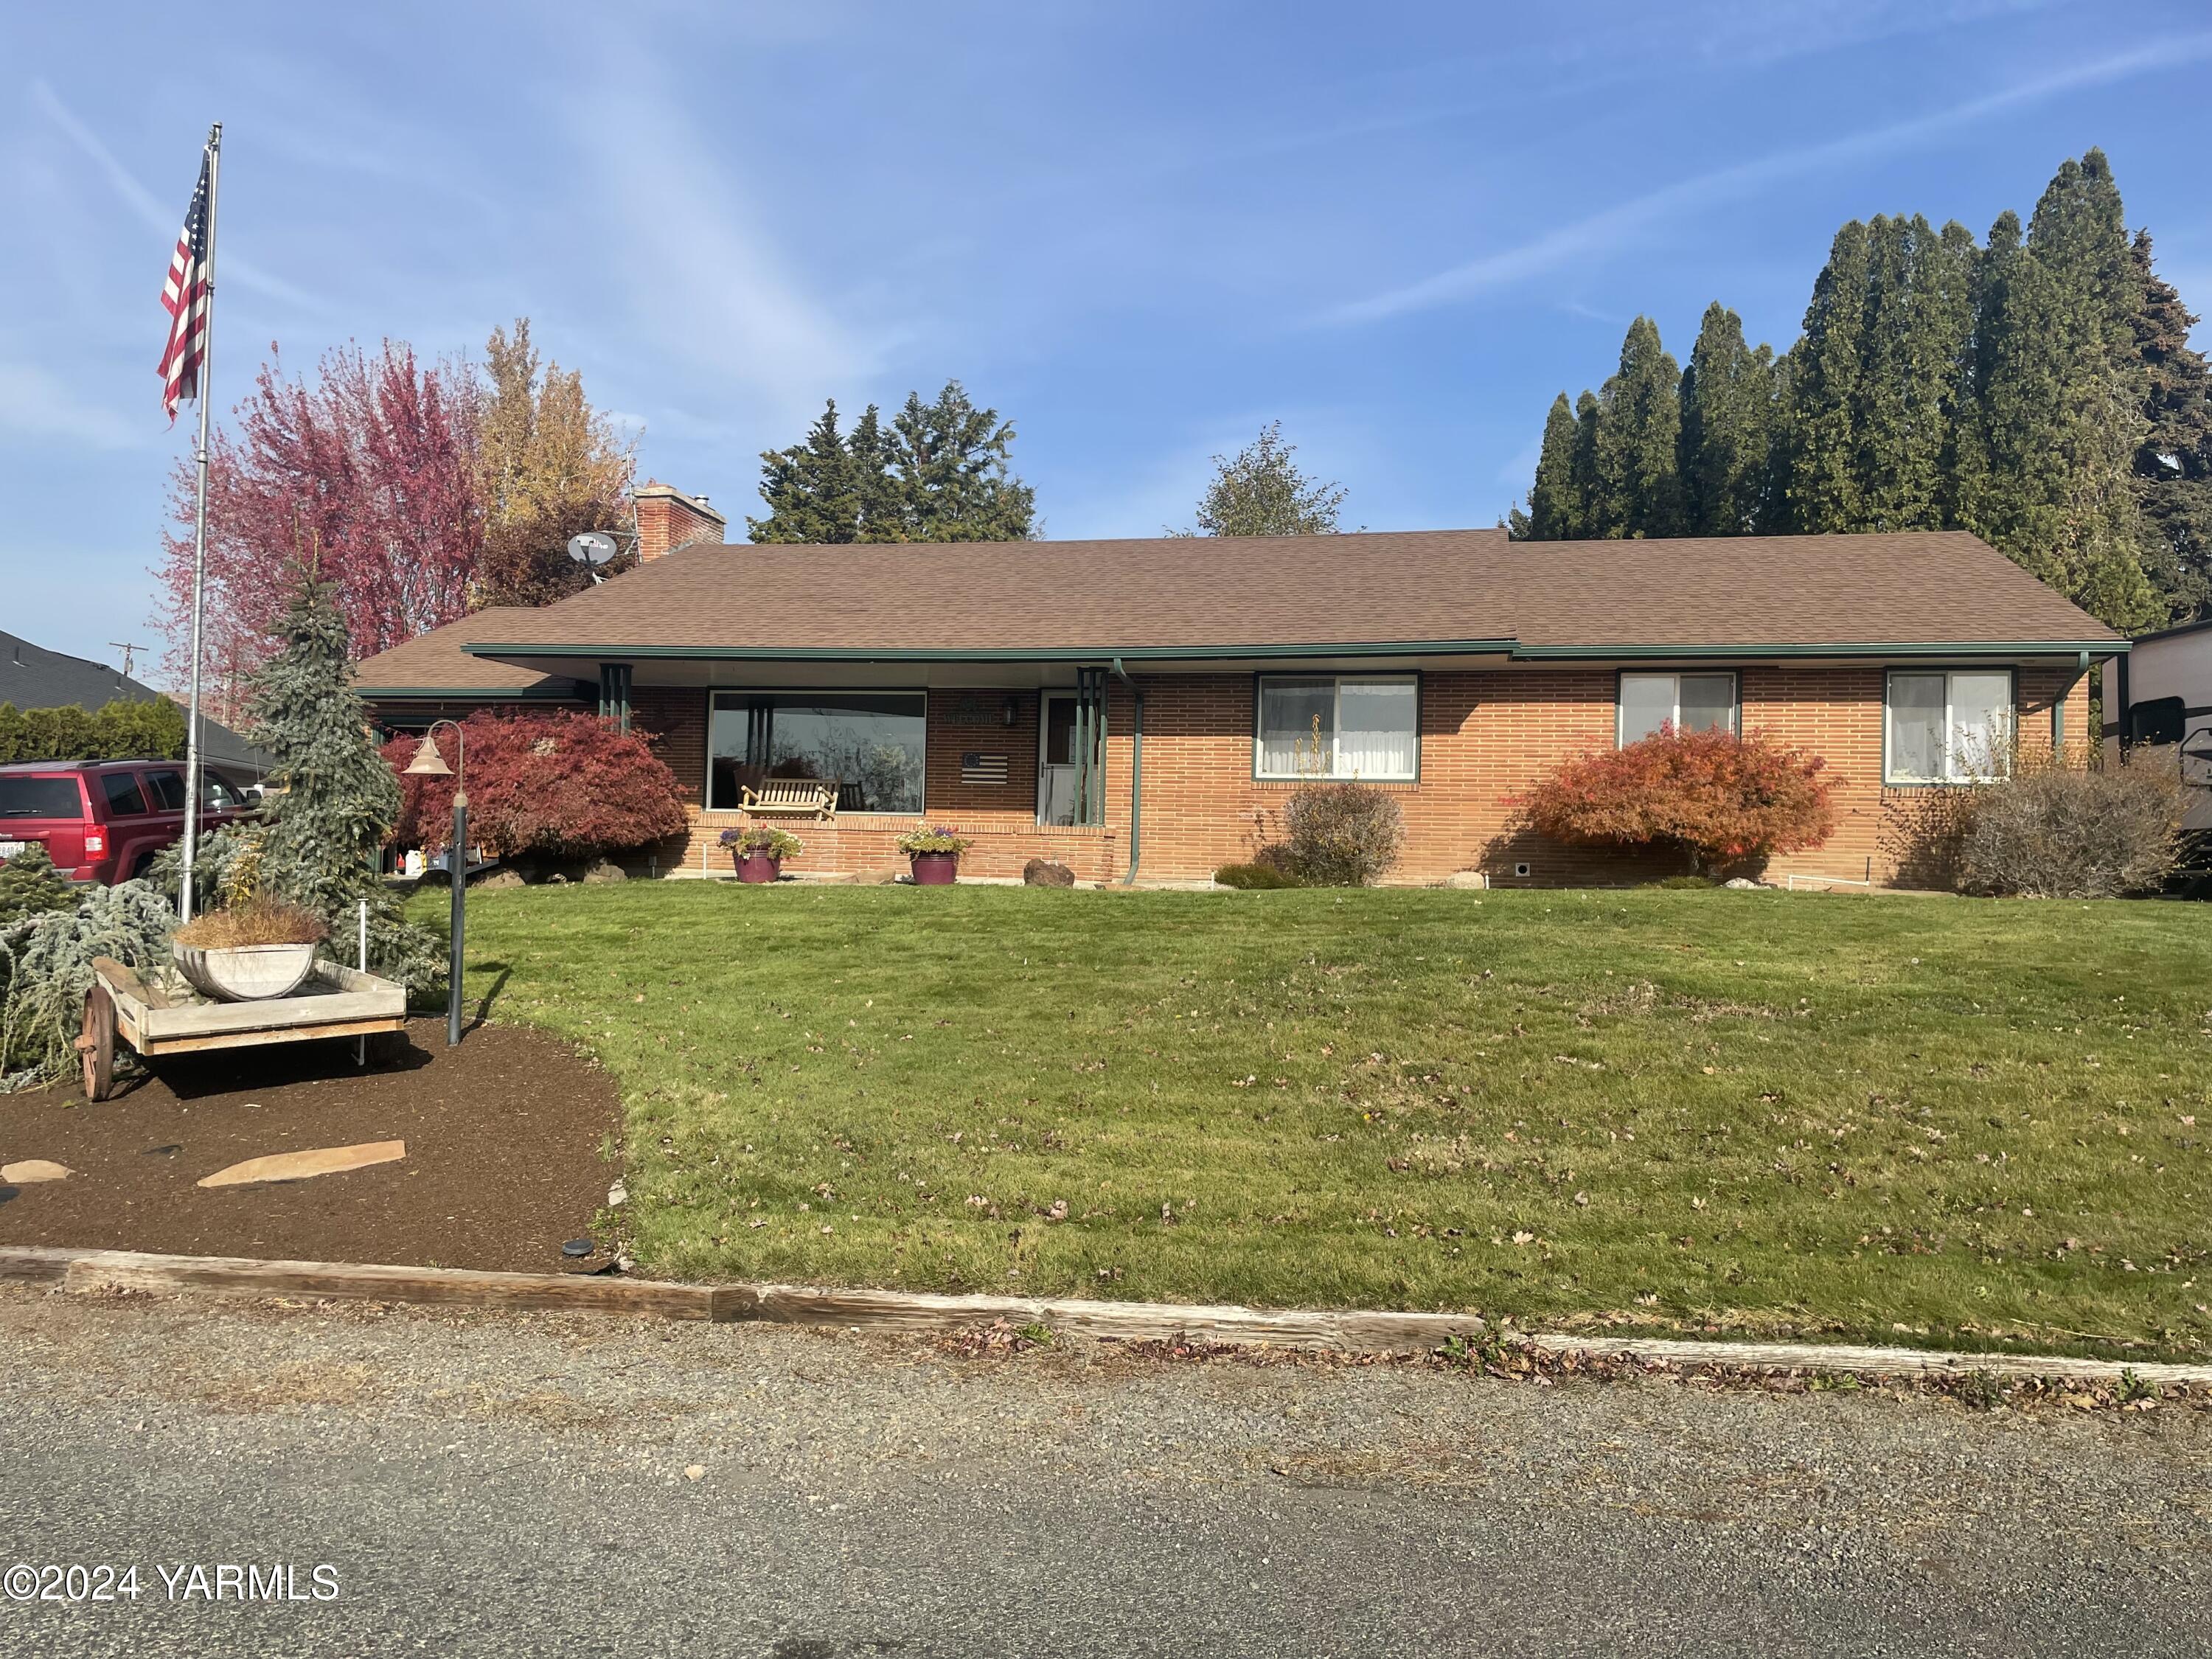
[740, 780, 840, 821]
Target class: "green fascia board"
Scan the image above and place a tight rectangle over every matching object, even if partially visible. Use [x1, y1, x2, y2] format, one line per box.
[460, 639, 1522, 663]
[462, 636, 2126, 664]
[1507, 640, 2128, 660]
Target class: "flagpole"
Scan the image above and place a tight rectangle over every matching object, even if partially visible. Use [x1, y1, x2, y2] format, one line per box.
[178, 122, 220, 925]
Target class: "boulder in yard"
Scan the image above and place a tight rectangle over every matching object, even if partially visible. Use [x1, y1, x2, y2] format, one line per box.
[582, 860, 629, 884]
[1023, 859, 1077, 888]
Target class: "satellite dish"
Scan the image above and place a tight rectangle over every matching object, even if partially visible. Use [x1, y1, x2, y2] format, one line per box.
[567, 530, 621, 567]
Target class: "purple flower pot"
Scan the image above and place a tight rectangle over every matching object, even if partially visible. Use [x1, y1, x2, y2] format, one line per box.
[733, 851, 782, 884]
[909, 852, 959, 886]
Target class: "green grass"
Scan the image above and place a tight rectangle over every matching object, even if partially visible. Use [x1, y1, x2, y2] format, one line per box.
[421, 883, 2212, 1359]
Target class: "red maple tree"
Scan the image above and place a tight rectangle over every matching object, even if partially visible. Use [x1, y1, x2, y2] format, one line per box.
[154, 342, 481, 713]
[383, 712, 688, 861]
[1511, 726, 1839, 873]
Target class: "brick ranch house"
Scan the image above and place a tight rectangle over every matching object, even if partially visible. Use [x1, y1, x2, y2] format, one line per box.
[351, 482, 2124, 887]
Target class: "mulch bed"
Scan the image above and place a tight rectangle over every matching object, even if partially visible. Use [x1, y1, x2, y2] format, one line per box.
[0, 1020, 621, 1273]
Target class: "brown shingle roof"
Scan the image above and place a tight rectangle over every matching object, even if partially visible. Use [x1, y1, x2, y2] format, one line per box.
[434, 529, 2120, 664]
[351, 608, 591, 695]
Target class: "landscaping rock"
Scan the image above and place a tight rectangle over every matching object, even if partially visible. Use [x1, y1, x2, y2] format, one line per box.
[471, 868, 528, 891]
[1, 1159, 73, 1184]
[1724, 877, 1764, 890]
[1023, 859, 1077, 888]
[582, 860, 629, 884]
[196, 1140, 406, 1189]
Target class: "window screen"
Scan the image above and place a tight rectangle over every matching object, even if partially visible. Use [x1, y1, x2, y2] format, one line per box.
[1618, 672, 1739, 745]
[1886, 671, 2014, 783]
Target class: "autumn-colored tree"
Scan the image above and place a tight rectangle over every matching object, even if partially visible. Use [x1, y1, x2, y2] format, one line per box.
[1512, 726, 1837, 873]
[383, 711, 686, 861]
[155, 342, 480, 716]
[472, 319, 637, 606]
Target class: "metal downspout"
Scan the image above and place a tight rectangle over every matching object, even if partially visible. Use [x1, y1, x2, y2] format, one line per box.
[1111, 658, 1142, 885]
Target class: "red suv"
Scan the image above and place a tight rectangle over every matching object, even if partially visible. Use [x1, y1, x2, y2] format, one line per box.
[0, 760, 258, 886]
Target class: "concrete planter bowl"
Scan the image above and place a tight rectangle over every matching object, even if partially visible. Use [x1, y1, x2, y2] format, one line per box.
[732, 850, 782, 884]
[173, 942, 320, 1003]
[908, 852, 960, 886]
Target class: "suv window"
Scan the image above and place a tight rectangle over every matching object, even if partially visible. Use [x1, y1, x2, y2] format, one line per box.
[201, 773, 245, 810]
[0, 776, 86, 819]
[142, 770, 188, 812]
[102, 772, 150, 815]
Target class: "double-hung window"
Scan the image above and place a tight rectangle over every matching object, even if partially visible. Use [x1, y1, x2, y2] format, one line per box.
[1617, 672, 1739, 745]
[1255, 675, 1418, 781]
[1884, 670, 2013, 783]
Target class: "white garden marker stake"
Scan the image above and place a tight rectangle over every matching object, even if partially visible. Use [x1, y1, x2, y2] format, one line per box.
[355, 899, 369, 1065]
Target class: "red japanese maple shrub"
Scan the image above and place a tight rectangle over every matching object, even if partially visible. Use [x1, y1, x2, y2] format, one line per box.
[1510, 726, 1838, 874]
[385, 712, 686, 860]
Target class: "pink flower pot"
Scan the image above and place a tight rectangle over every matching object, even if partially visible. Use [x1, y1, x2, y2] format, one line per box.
[909, 852, 959, 886]
[733, 851, 782, 884]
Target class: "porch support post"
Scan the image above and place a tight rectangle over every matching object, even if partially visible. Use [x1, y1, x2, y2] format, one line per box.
[1111, 658, 1141, 882]
[598, 663, 633, 732]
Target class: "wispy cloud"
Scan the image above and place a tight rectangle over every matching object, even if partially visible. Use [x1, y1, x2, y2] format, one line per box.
[0, 361, 146, 451]
[580, 58, 881, 425]
[1322, 35, 2212, 327]
[29, 81, 325, 313]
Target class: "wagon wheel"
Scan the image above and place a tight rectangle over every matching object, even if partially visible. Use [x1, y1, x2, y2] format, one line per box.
[80, 984, 117, 1102]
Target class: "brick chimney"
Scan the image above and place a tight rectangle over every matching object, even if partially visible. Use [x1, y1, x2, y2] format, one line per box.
[631, 481, 728, 563]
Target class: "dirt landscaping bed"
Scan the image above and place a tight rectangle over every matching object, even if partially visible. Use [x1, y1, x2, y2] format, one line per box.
[0, 1020, 620, 1273]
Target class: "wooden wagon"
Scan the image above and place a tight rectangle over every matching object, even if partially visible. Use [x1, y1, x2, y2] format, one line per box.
[77, 956, 409, 1102]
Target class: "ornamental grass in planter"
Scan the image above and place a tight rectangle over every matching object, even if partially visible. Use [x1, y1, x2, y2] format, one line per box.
[720, 825, 803, 884]
[172, 897, 330, 1002]
[895, 826, 971, 886]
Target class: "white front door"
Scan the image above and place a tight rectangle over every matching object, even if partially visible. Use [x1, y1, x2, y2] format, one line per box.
[1038, 692, 1079, 826]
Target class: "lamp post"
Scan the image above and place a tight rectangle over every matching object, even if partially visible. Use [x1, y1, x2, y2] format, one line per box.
[402, 720, 468, 1047]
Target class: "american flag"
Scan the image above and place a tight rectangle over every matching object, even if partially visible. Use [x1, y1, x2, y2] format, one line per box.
[158, 150, 212, 423]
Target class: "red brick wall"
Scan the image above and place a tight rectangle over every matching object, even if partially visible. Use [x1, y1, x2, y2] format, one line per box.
[618, 667, 2093, 888]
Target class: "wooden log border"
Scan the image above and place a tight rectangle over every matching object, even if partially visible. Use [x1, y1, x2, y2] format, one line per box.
[2, 1245, 2206, 1385]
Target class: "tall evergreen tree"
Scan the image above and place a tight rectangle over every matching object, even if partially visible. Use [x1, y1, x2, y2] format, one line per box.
[1570, 389, 1607, 536]
[748, 400, 862, 543]
[889, 382, 1037, 542]
[747, 383, 1035, 545]
[1856, 216, 1978, 530]
[1595, 317, 1683, 538]
[2130, 229, 2212, 620]
[1786, 220, 1873, 532]
[1958, 150, 2158, 630]
[190, 562, 440, 990]
[1678, 302, 1774, 536]
[1522, 393, 1583, 539]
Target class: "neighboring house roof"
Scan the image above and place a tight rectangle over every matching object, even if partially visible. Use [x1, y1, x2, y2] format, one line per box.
[349, 608, 594, 698]
[442, 529, 2123, 666]
[0, 630, 271, 770]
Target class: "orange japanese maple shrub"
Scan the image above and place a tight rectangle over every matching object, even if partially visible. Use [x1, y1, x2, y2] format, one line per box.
[1510, 726, 1838, 874]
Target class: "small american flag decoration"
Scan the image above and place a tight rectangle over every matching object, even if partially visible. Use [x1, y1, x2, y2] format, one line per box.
[960, 752, 1010, 785]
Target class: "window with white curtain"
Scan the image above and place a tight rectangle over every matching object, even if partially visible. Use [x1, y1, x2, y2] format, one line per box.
[1256, 675, 1418, 780]
[1885, 670, 2013, 783]
[1617, 672, 1739, 745]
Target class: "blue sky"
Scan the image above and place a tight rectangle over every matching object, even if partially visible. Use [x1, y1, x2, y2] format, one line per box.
[4, 0, 2209, 679]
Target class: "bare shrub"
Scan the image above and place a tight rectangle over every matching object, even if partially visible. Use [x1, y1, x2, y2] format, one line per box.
[1277, 782, 1405, 887]
[1956, 751, 2185, 899]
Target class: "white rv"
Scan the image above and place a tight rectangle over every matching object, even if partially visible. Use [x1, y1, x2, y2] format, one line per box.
[2112, 618, 2212, 832]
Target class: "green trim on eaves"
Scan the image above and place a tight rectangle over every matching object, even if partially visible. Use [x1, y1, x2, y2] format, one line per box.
[1508, 640, 2127, 660]
[460, 636, 2126, 664]
[459, 640, 1521, 663]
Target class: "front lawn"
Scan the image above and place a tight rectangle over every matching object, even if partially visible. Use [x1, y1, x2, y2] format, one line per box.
[426, 883, 2212, 1358]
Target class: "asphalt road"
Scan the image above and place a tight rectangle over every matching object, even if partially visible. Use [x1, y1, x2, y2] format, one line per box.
[1, 1286, 2208, 1658]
